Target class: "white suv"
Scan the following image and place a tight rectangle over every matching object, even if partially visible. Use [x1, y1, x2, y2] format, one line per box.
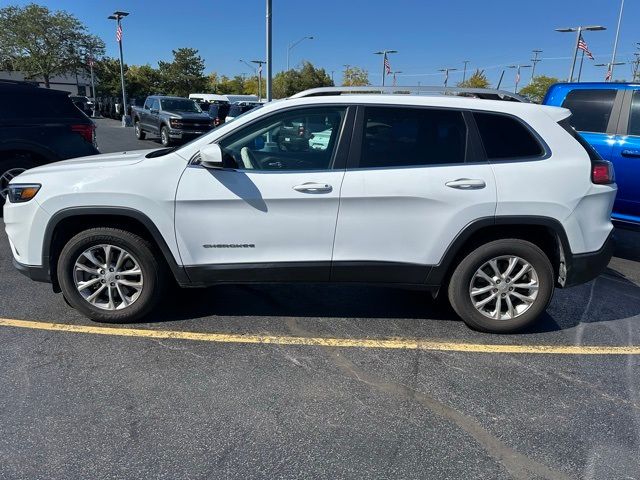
[3, 87, 617, 333]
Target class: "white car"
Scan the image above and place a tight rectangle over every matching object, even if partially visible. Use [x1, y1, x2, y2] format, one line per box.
[3, 87, 617, 333]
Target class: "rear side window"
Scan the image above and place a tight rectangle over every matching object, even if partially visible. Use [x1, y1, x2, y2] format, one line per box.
[0, 91, 83, 120]
[558, 118, 602, 162]
[358, 106, 467, 168]
[473, 112, 544, 160]
[560, 89, 617, 133]
[628, 90, 640, 136]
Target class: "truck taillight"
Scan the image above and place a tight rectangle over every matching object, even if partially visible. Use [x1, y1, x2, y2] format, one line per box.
[592, 161, 614, 185]
[71, 124, 95, 144]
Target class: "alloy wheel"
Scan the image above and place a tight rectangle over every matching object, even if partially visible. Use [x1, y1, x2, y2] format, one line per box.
[73, 244, 144, 310]
[469, 255, 539, 321]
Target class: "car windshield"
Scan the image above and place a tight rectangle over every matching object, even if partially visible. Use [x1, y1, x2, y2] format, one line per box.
[160, 99, 202, 113]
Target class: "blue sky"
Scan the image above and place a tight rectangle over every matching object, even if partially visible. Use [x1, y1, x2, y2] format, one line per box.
[4, 0, 640, 89]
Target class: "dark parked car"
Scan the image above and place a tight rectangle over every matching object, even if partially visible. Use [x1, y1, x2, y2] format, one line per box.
[225, 101, 261, 122]
[131, 96, 215, 146]
[0, 80, 98, 206]
[205, 101, 231, 126]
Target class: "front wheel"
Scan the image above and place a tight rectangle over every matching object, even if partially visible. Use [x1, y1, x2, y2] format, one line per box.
[57, 228, 166, 323]
[160, 126, 172, 147]
[447, 239, 554, 333]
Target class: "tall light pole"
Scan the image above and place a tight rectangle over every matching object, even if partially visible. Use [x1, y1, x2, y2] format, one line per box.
[287, 35, 314, 71]
[108, 11, 130, 127]
[265, 0, 272, 102]
[391, 71, 402, 87]
[251, 60, 266, 101]
[439, 67, 457, 88]
[609, 0, 625, 81]
[374, 50, 398, 86]
[595, 62, 625, 81]
[462, 60, 470, 83]
[508, 65, 531, 93]
[530, 50, 543, 83]
[556, 25, 606, 82]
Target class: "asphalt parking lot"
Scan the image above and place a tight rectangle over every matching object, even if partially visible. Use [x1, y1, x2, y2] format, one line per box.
[1, 118, 640, 479]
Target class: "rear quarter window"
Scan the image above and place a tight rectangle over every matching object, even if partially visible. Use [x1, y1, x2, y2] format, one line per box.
[0, 91, 84, 120]
[473, 112, 545, 160]
[560, 89, 617, 133]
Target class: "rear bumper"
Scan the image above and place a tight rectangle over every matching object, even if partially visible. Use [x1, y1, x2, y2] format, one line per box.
[564, 231, 615, 287]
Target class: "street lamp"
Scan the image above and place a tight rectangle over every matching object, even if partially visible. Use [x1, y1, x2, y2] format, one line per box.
[108, 11, 131, 126]
[374, 50, 398, 86]
[251, 60, 266, 101]
[508, 65, 531, 93]
[287, 35, 314, 71]
[556, 25, 606, 82]
[595, 62, 625, 82]
[438, 67, 457, 88]
[391, 71, 402, 87]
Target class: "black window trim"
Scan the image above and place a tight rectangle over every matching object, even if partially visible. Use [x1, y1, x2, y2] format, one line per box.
[471, 109, 551, 163]
[191, 104, 356, 172]
[618, 88, 640, 137]
[346, 104, 482, 171]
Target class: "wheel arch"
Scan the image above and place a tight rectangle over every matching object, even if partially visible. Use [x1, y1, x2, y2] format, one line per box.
[43, 207, 190, 291]
[427, 216, 570, 290]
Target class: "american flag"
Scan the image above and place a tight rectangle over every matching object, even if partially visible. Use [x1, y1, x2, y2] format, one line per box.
[577, 35, 594, 60]
[605, 69, 612, 81]
[384, 54, 391, 75]
[116, 24, 123, 42]
[515, 71, 520, 84]
[258, 63, 263, 74]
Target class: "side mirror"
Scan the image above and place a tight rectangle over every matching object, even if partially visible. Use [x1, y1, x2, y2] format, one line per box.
[199, 143, 225, 169]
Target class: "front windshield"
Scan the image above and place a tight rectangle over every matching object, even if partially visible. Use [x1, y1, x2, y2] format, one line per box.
[160, 99, 202, 113]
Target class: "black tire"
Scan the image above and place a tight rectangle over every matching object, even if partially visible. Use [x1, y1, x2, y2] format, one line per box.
[134, 120, 146, 140]
[0, 157, 37, 209]
[160, 125, 172, 147]
[447, 239, 554, 333]
[57, 228, 167, 323]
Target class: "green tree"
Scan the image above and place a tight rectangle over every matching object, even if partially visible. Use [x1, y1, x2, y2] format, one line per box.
[342, 66, 370, 86]
[457, 69, 490, 89]
[243, 75, 266, 96]
[519, 75, 560, 103]
[127, 64, 162, 99]
[273, 61, 333, 98]
[94, 57, 124, 97]
[0, 3, 105, 88]
[158, 48, 208, 97]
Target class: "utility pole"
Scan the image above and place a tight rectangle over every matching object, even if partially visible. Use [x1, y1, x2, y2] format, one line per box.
[108, 11, 130, 126]
[251, 60, 266, 101]
[265, 0, 272, 102]
[462, 60, 470, 83]
[530, 50, 543, 83]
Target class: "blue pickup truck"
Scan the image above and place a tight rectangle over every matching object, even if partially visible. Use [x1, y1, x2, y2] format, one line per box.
[544, 82, 640, 228]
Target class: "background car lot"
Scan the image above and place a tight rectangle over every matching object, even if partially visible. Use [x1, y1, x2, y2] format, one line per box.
[0, 119, 639, 478]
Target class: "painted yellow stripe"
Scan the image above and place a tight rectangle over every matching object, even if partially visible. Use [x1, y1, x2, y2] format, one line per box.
[1, 317, 639, 355]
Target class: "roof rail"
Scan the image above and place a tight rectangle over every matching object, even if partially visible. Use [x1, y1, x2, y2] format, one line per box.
[290, 86, 528, 103]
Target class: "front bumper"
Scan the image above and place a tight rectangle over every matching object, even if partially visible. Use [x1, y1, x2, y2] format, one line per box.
[169, 129, 212, 139]
[564, 231, 615, 287]
[13, 258, 50, 283]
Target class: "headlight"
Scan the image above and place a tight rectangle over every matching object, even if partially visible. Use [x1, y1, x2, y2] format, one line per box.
[8, 184, 41, 203]
[169, 119, 182, 128]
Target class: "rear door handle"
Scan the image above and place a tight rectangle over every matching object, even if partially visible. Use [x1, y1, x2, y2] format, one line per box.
[293, 182, 333, 194]
[445, 178, 486, 190]
[621, 149, 640, 158]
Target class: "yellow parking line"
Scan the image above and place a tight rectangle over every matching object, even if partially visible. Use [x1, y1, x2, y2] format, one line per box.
[1, 317, 639, 355]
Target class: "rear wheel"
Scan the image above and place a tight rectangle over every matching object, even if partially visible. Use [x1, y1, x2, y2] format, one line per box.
[160, 126, 172, 147]
[0, 157, 37, 208]
[447, 239, 554, 333]
[57, 228, 166, 323]
[134, 121, 146, 140]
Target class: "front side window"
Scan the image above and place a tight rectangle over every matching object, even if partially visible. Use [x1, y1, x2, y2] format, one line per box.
[151, 99, 160, 111]
[358, 107, 467, 168]
[560, 89, 617, 133]
[474, 112, 544, 160]
[218, 106, 347, 171]
[628, 90, 640, 136]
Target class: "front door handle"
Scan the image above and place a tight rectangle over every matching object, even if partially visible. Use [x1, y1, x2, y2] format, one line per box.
[445, 178, 486, 190]
[621, 149, 640, 158]
[293, 182, 333, 194]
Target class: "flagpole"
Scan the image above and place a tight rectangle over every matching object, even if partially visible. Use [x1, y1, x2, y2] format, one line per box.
[609, 0, 625, 81]
[382, 53, 386, 86]
[577, 49, 585, 83]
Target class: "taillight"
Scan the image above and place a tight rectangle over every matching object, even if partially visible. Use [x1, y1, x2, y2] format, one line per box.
[592, 161, 614, 185]
[71, 124, 95, 144]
